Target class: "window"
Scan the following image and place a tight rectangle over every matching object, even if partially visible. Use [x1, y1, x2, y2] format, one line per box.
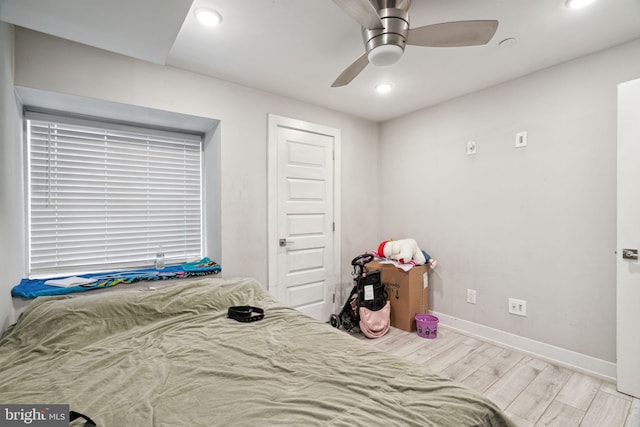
[26, 111, 203, 277]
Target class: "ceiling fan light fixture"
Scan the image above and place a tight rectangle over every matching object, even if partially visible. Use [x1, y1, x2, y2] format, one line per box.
[565, 0, 596, 9]
[195, 8, 222, 26]
[368, 45, 404, 67]
[375, 83, 393, 94]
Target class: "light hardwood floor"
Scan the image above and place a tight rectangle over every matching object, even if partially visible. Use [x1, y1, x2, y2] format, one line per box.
[356, 326, 640, 427]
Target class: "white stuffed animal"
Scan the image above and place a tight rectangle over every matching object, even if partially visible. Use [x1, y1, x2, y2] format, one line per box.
[377, 239, 426, 265]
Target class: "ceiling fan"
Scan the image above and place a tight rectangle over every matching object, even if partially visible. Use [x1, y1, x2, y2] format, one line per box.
[331, 0, 499, 87]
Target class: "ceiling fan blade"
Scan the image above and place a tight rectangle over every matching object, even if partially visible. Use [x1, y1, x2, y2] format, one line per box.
[331, 0, 384, 29]
[407, 20, 499, 47]
[331, 52, 369, 87]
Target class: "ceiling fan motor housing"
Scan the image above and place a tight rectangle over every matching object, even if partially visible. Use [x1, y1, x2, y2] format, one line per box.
[362, 6, 409, 66]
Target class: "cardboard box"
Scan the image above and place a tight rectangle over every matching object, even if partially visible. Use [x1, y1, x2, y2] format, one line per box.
[366, 261, 429, 332]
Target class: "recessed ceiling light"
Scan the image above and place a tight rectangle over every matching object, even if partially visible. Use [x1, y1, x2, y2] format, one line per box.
[565, 0, 596, 9]
[195, 8, 222, 26]
[375, 83, 393, 94]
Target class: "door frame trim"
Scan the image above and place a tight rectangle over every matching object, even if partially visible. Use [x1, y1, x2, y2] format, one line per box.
[267, 114, 341, 312]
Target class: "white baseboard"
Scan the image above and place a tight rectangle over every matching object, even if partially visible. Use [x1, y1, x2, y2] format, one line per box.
[432, 311, 617, 382]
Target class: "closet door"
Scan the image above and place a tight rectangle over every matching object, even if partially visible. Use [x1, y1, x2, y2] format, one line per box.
[267, 114, 341, 323]
[617, 77, 640, 398]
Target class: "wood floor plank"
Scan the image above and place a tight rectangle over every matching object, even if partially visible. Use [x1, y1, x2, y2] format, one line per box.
[526, 356, 550, 371]
[624, 398, 640, 427]
[401, 330, 467, 365]
[503, 411, 534, 427]
[411, 336, 483, 373]
[483, 359, 541, 410]
[601, 380, 635, 401]
[581, 390, 631, 427]
[371, 327, 420, 352]
[440, 341, 504, 382]
[461, 348, 525, 393]
[387, 333, 434, 358]
[535, 400, 585, 426]
[554, 371, 601, 411]
[505, 362, 571, 422]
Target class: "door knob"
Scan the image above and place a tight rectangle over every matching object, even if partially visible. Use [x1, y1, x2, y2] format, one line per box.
[279, 238, 294, 247]
[622, 248, 638, 260]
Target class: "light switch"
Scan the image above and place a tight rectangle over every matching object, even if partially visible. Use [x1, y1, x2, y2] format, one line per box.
[516, 131, 527, 148]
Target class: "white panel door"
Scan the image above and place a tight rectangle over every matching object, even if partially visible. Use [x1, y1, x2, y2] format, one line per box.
[617, 78, 640, 398]
[267, 115, 341, 322]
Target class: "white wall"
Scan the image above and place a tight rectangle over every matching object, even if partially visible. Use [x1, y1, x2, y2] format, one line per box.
[7, 28, 379, 302]
[0, 22, 24, 330]
[8, 23, 638, 372]
[379, 38, 640, 363]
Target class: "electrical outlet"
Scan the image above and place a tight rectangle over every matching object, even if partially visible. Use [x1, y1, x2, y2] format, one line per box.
[467, 289, 477, 304]
[515, 131, 527, 148]
[508, 298, 527, 316]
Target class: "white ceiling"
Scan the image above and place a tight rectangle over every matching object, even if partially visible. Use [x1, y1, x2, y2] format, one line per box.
[2, 0, 640, 122]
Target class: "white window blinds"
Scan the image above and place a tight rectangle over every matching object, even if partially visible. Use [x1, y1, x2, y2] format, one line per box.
[26, 111, 203, 277]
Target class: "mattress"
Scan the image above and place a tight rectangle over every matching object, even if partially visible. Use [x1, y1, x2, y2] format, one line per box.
[0, 277, 514, 426]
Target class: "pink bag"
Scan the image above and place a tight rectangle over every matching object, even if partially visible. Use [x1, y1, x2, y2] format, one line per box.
[359, 300, 390, 338]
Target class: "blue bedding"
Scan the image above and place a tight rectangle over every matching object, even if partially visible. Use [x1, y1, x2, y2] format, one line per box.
[12, 258, 221, 299]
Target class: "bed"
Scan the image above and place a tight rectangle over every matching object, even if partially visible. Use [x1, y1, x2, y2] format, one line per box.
[0, 277, 514, 426]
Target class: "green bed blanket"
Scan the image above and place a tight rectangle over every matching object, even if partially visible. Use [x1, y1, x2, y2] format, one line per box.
[0, 278, 514, 426]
